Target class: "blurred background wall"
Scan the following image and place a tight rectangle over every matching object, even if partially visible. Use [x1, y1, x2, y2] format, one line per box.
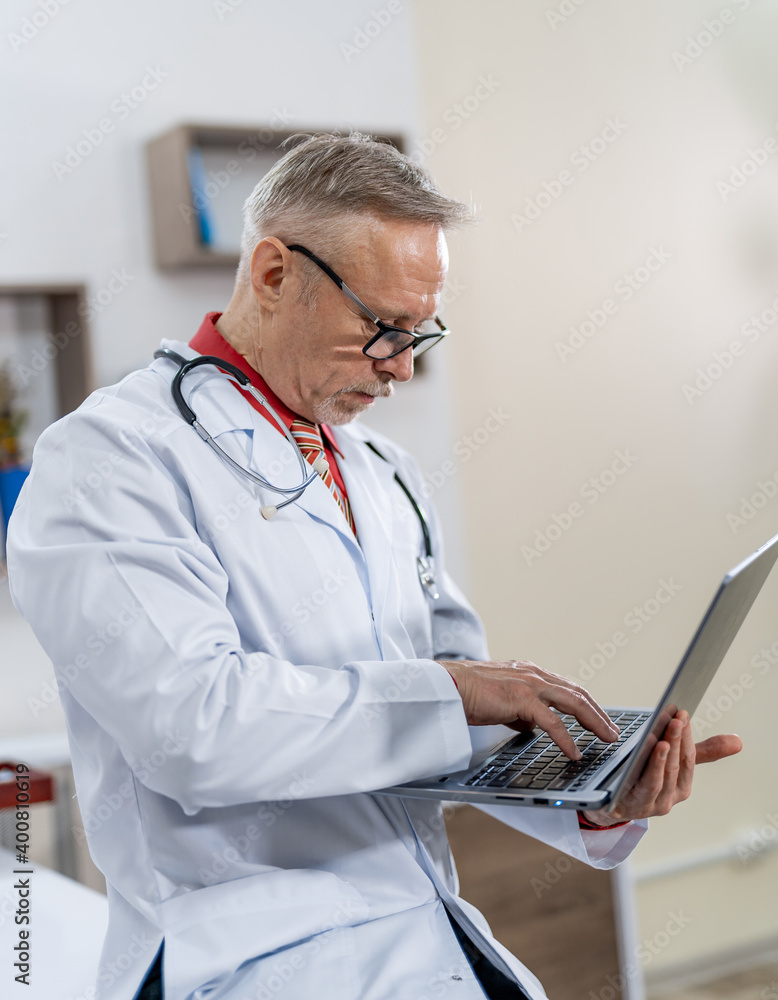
[1, 0, 777, 992]
[411, 0, 778, 986]
[0, 0, 468, 732]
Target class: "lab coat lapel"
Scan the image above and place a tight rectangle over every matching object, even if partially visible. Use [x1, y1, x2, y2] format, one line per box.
[163, 343, 371, 551]
[247, 417, 362, 551]
[163, 352, 364, 550]
[332, 428, 397, 629]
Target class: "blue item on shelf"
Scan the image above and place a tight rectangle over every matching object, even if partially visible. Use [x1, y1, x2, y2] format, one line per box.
[186, 147, 216, 247]
[0, 464, 30, 534]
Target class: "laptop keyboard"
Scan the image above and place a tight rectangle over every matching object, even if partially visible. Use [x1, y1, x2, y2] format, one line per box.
[464, 709, 651, 793]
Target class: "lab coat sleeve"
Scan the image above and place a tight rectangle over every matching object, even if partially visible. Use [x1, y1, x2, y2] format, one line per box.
[473, 804, 648, 869]
[7, 397, 474, 815]
[381, 438, 648, 868]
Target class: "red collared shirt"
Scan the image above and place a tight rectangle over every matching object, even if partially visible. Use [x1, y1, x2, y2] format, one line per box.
[189, 312, 352, 506]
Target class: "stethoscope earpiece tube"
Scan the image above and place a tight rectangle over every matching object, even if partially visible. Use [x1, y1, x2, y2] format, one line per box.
[154, 350, 439, 597]
[155, 351, 317, 510]
[155, 351, 251, 427]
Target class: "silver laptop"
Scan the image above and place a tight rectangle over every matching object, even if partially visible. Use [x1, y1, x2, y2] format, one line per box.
[379, 532, 778, 815]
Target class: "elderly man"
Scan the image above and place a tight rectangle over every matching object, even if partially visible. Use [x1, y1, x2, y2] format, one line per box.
[8, 133, 739, 1000]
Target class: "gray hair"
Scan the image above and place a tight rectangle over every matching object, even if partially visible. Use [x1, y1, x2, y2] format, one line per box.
[236, 132, 473, 301]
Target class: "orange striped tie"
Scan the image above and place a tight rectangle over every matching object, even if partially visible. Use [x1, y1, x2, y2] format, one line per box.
[289, 418, 357, 535]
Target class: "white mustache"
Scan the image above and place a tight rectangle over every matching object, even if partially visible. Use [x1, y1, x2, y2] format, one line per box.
[338, 382, 393, 399]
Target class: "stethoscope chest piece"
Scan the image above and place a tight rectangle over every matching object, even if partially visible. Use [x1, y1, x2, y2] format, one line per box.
[417, 555, 440, 601]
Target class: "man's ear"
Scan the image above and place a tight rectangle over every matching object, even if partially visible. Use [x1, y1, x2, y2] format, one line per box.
[249, 238, 291, 312]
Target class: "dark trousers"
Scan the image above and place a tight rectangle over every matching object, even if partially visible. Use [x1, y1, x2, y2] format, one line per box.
[136, 948, 163, 1000]
[446, 910, 532, 1000]
[136, 923, 531, 1000]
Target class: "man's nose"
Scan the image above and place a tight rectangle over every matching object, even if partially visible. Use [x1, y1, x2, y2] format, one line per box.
[373, 348, 414, 383]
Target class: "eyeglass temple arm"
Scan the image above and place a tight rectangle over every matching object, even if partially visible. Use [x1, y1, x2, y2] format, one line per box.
[288, 243, 445, 337]
[286, 244, 383, 326]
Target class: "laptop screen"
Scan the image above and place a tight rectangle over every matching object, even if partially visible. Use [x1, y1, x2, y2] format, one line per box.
[612, 533, 778, 804]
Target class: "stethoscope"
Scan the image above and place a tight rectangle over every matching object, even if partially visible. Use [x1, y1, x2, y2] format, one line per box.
[154, 350, 439, 600]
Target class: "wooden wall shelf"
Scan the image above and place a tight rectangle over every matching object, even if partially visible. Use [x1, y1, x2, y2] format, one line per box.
[0, 284, 93, 423]
[145, 124, 404, 270]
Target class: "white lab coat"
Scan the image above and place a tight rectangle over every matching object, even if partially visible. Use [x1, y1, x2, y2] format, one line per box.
[7, 341, 646, 1000]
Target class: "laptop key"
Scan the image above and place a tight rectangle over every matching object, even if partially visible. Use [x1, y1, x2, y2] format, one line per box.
[507, 774, 535, 788]
[484, 771, 515, 787]
[468, 767, 498, 785]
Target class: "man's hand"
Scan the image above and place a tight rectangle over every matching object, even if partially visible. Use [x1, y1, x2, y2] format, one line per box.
[438, 658, 621, 758]
[580, 709, 742, 827]
[439, 660, 744, 829]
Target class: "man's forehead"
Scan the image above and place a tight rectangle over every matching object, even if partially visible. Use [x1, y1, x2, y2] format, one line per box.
[345, 217, 448, 290]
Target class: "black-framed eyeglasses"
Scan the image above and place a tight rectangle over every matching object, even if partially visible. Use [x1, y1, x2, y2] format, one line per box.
[287, 244, 449, 360]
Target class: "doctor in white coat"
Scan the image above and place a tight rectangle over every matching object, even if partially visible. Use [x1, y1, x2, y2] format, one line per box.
[7, 134, 740, 1000]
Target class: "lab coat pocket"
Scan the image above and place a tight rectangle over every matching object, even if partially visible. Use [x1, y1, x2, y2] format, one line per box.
[159, 868, 367, 999]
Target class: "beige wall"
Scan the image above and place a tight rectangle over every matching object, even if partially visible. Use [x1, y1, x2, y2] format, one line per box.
[411, 0, 778, 981]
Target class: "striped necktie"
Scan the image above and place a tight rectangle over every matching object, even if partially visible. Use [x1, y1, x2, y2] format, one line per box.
[289, 418, 357, 535]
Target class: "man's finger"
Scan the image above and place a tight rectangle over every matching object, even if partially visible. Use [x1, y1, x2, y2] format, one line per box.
[534, 682, 620, 745]
[641, 738, 670, 805]
[507, 704, 582, 759]
[695, 734, 743, 764]
[675, 720, 697, 802]
[653, 717, 684, 814]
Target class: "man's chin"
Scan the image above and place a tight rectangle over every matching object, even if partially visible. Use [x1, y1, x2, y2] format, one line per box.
[315, 388, 389, 425]
[318, 401, 371, 426]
